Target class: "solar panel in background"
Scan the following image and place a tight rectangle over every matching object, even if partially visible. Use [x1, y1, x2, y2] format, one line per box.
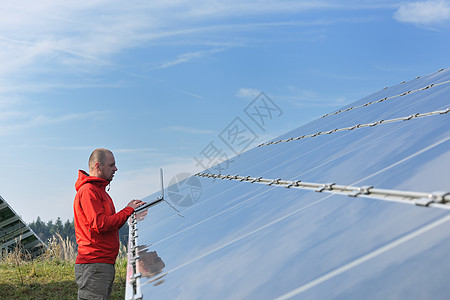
[0, 195, 46, 258]
[126, 68, 450, 299]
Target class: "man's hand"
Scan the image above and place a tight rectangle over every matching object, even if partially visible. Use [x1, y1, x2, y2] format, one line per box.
[127, 199, 146, 210]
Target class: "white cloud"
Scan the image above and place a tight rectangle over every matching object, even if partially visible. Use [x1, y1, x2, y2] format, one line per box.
[237, 88, 261, 99]
[393, 0, 450, 25]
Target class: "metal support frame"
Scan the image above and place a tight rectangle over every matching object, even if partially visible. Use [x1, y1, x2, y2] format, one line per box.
[258, 108, 449, 147]
[127, 214, 143, 300]
[127, 168, 166, 299]
[196, 172, 450, 210]
[320, 73, 449, 119]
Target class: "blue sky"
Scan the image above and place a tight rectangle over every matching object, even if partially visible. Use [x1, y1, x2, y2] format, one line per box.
[0, 0, 449, 223]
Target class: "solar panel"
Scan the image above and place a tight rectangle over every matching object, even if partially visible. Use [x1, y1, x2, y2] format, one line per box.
[0, 195, 46, 258]
[126, 68, 450, 299]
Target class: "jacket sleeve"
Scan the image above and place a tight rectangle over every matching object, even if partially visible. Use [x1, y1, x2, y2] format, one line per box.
[78, 185, 134, 233]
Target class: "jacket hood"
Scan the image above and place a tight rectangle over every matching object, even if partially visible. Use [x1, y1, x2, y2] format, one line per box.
[75, 170, 109, 191]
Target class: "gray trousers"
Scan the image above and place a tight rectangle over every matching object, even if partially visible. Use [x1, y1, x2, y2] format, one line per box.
[75, 263, 116, 300]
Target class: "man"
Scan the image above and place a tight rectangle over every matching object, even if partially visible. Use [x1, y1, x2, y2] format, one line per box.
[73, 148, 145, 299]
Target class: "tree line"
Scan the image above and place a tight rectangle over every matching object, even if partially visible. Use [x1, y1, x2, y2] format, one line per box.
[28, 217, 129, 247]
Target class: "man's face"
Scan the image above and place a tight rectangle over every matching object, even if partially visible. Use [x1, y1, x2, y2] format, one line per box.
[99, 152, 118, 182]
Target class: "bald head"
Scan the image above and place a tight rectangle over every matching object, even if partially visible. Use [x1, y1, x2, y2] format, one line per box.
[89, 148, 112, 171]
[89, 148, 117, 181]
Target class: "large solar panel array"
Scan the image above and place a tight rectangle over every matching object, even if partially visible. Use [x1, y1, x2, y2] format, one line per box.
[0, 195, 45, 258]
[126, 68, 450, 299]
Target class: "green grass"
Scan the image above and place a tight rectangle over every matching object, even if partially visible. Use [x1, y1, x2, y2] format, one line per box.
[0, 257, 127, 299]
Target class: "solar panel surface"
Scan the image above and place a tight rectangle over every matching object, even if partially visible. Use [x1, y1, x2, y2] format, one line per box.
[126, 69, 450, 299]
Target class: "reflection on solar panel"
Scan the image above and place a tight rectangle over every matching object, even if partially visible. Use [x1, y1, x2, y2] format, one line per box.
[126, 68, 450, 299]
[0, 195, 45, 258]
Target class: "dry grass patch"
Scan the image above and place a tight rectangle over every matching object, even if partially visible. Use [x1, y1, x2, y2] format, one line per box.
[0, 235, 127, 299]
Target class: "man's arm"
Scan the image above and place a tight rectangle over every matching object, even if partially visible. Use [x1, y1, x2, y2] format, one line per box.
[79, 187, 145, 233]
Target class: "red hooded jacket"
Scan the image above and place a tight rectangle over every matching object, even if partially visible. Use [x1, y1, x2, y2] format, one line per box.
[73, 170, 134, 264]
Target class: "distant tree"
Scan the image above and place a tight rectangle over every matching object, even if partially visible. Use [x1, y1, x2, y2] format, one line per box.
[46, 220, 54, 240]
[29, 217, 46, 242]
[29, 217, 129, 248]
[63, 219, 75, 241]
[55, 217, 63, 234]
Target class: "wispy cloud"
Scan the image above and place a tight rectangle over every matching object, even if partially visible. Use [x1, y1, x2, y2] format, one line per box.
[0, 95, 23, 109]
[237, 88, 261, 99]
[114, 148, 157, 153]
[0, 1, 395, 83]
[159, 48, 227, 69]
[9, 144, 94, 152]
[373, 64, 415, 73]
[30, 111, 107, 125]
[311, 70, 369, 80]
[393, 0, 450, 26]
[0, 109, 109, 136]
[0, 35, 111, 66]
[0, 82, 124, 94]
[276, 86, 349, 108]
[165, 125, 215, 135]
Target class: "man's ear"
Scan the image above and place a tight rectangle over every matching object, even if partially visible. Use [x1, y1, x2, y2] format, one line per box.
[95, 162, 101, 171]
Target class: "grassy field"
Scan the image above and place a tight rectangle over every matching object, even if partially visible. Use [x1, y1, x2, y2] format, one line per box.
[0, 235, 128, 299]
